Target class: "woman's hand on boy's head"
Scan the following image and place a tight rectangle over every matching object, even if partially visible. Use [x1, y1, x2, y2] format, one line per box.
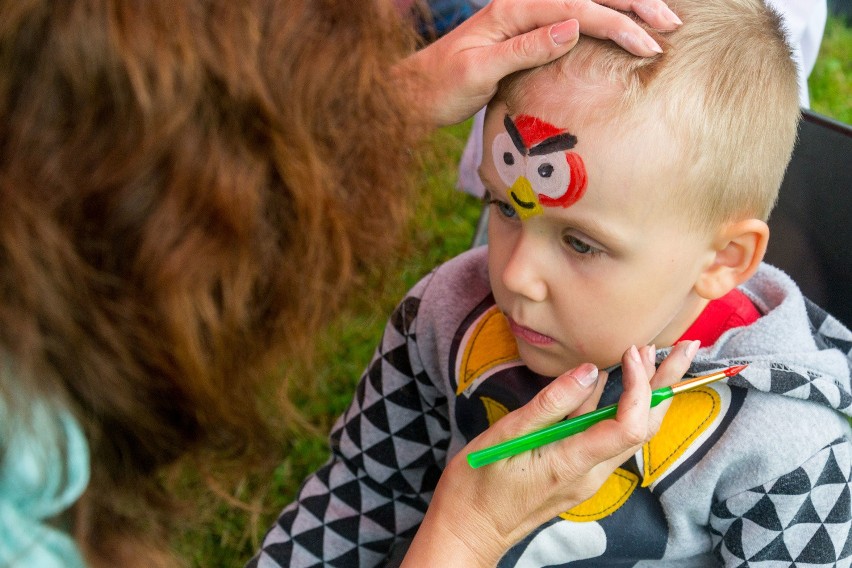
[397, 0, 681, 127]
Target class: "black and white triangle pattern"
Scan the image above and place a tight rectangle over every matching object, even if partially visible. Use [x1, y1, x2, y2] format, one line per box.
[807, 300, 852, 359]
[253, 294, 451, 568]
[723, 361, 852, 417]
[711, 437, 852, 567]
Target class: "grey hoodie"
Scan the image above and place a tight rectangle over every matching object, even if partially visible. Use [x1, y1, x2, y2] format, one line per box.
[252, 246, 852, 567]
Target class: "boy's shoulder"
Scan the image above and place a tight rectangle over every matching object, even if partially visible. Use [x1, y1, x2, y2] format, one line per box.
[712, 264, 852, 384]
[395, 246, 493, 352]
[705, 386, 851, 499]
[409, 245, 491, 305]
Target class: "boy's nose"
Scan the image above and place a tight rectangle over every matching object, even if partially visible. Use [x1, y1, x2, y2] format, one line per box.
[501, 232, 548, 303]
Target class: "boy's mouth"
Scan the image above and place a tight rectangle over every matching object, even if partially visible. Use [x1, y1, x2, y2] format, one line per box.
[507, 317, 555, 345]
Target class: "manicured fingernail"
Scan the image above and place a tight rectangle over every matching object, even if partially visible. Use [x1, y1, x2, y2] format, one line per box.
[550, 19, 579, 45]
[575, 364, 599, 387]
[629, 345, 641, 363]
[615, 30, 662, 57]
[667, 8, 683, 26]
[683, 340, 700, 359]
[633, 2, 682, 28]
[645, 35, 663, 54]
[644, 345, 656, 366]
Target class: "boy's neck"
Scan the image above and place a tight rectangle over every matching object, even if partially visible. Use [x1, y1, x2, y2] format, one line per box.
[676, 289, 761, 346]
[653, 296, 711, 350]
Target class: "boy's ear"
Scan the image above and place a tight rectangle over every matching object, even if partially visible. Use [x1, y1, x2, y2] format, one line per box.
[694, 219, 769, 300]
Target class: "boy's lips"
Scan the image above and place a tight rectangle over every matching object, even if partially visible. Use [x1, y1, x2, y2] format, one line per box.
[507, 317, 555, 345]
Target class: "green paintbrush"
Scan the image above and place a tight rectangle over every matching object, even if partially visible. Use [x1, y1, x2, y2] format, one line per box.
[467, 364, 748, 469]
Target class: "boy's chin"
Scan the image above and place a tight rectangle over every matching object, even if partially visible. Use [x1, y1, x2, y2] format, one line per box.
[522, 351, 619, 379]
[523, 356, 588, 379]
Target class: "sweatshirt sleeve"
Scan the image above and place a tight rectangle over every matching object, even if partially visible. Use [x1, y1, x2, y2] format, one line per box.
[251, 280, 451, 568]
[0, 403, 89, 568]
[709, 436, 852, 566]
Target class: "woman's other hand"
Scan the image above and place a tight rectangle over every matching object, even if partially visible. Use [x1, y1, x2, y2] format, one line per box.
[398, 0, 682, 127]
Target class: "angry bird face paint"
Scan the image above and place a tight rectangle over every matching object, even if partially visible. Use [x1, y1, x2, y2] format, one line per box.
[492, 114, 588, 220]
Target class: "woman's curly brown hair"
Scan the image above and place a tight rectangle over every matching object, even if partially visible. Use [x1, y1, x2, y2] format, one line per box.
[0, 0, 420, 564]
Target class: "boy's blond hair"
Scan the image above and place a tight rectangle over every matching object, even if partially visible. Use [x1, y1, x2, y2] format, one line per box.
[496, 0, 801, 231]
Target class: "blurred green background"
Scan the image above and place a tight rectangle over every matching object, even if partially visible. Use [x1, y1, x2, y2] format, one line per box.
[176, 13, 851, 567]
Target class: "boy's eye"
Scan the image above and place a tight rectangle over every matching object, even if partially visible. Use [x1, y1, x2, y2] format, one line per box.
[564, 234, 595, 254]
[491, 198, 518, 220]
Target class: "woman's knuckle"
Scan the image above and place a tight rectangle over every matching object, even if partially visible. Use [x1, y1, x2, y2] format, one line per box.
[511, 33, 540, 61]
[552, 460, 584, 487]
[535, 384, 568, 416]
[621, 423, 649, 447]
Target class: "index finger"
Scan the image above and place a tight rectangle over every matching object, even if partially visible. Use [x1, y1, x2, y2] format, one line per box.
[649, 340, 701, 390]
[567, 345, 654, 465]
[487, 0, 663, 56]
[597, 0, 682, 30]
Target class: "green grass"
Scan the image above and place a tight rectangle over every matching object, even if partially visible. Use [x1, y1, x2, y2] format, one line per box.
[809, 16, 852, 123]
[176, 17, 851, 567]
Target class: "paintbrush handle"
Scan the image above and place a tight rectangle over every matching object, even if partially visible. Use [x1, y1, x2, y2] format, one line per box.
[466, 386, 674, 469]
[466, 364, 747, 469]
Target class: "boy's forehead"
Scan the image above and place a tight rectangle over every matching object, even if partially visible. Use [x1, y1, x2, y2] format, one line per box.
[487, 96, 573, 136]
[482, 97, 689, 226]
[483, 99, 593, 219]
[486, 91, 673, 164]
[491, 64, 619, 126]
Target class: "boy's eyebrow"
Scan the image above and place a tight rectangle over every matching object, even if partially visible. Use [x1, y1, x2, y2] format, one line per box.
[564, 216, 628, 250]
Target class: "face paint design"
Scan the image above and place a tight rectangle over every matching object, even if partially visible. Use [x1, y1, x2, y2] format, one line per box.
[492, 114, 588, 220]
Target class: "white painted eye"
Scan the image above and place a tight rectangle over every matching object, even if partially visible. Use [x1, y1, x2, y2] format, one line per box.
[525, 153, 570, 200]
[491, 132, 525, 188]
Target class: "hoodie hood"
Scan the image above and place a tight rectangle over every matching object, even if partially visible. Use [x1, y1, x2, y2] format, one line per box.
[686, 263, 852, 417]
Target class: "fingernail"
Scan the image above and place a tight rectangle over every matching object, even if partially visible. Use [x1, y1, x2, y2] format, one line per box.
[575, 364, 599, 387]
[629, 345, 641, 363]
[644, 345, 656, 366]
[667, 9, 684, 26]
[683, 340, 700, 359]
[645, 35, 663, 54]
[550, 19, 578, 45]
[616, 30, 662, 57]
[633, 2, 682, 28]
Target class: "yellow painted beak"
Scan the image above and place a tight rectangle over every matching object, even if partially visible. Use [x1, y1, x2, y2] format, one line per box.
[509, 176, 543, 220]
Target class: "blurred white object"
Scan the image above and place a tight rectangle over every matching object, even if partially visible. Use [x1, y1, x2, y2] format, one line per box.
[765, 0, 827, 107]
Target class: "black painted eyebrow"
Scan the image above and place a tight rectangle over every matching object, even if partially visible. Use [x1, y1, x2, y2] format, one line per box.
[528, 132, 578, 156]
[503, 114, 528, 156]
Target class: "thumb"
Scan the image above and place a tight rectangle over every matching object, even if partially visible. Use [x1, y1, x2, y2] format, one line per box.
[478, 362, 600, 446]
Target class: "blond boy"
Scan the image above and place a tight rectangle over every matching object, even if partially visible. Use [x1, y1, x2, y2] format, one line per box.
[258, 0, 852, 565]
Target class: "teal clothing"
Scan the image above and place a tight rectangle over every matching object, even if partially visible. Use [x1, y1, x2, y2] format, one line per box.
[0, 399, 89, 567]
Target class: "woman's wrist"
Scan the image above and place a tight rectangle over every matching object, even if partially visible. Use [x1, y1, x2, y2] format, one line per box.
[401, 452, 517, 566]
[402, 490, 505, 565]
